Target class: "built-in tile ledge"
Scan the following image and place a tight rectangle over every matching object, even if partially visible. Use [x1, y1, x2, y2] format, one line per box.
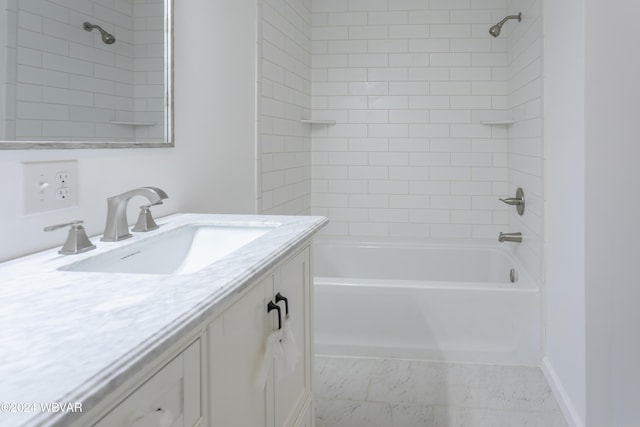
[300, 119, 336, 125]
[480, 120, 516, 125]
[109, 121, 157, 126]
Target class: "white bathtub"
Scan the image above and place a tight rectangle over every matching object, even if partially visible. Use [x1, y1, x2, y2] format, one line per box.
[314, 238, 541, 365]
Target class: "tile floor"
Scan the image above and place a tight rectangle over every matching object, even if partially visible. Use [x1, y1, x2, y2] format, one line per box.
[314, 356, 568, 427]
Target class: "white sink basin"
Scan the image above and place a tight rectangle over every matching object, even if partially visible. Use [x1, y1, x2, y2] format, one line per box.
[61, 224, 276, 275]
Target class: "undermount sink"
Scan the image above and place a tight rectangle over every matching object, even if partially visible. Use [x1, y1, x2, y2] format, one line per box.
[61, 223, 277, 275]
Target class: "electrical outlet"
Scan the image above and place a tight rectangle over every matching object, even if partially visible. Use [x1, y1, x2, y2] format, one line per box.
[23, 161, 78, 214]
[56, 171, 70, 185]
[55, 187, 71, 200]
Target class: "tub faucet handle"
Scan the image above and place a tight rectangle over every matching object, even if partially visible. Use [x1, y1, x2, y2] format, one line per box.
[44, 220, 97, 255]
[499, 197, 523, 205]
[499, 187, 525, 215]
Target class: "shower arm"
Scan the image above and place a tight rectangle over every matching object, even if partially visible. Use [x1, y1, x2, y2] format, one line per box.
[497, 13, 522, 26]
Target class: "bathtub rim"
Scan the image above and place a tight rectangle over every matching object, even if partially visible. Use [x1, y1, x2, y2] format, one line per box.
[313, 236, 537, 288]
[314, 276, 538, 291]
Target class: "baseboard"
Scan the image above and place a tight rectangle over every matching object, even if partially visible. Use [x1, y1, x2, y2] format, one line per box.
[542, 356, 584, 427]
[314, 343, 539, 365]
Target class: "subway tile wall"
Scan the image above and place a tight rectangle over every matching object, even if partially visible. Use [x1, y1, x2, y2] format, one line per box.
[3, 0, 164, 142]
[506, 0, 543, 280]
[310, 0, 513, 239]
[133, 0, 165, 141]
[1, 4, 17, 140]
[258, 0, 313, 214]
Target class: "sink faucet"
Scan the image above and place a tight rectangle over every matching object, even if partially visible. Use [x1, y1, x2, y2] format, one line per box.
[44, 220, 96, 254]
[101, 187, 168, 241]
[498, 232, 522, 243]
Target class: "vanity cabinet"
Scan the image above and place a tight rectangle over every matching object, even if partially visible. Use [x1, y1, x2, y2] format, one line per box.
[69, 243, 314, 427]
[208, 245, 312, 427]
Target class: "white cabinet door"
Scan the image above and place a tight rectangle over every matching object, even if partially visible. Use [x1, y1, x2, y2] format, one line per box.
[208, 276, 273, 427]
[207, 245, 312, 427]
[274, 248, 311, 427]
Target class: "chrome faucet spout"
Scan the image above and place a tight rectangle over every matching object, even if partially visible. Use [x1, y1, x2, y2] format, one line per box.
[102, 187, 168, 241]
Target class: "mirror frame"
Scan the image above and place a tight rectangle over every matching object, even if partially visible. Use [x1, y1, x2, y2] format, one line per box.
[0, 0, 174, 150]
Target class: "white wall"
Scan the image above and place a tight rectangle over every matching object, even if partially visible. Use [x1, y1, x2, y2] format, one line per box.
[0, 0, 257, 262]
[310, 0, 511, 239]
[258, 0, 312, 215]
[543, 0, 585, 425]
[584, 0, 640, 425]
[545, 1, 640, 426]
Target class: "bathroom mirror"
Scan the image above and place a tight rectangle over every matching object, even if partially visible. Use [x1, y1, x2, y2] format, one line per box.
[0, 0, 173, 149]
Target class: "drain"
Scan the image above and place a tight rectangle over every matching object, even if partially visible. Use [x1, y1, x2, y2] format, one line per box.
[509, 268, 518, 283]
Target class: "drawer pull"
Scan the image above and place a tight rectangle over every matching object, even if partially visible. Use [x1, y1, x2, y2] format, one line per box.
[130, 408, 174, 427]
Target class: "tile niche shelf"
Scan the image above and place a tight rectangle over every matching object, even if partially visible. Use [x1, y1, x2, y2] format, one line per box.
[480, 120, 516, 125]
[299, 119, 336, 125]
[109, 121, 158, 126]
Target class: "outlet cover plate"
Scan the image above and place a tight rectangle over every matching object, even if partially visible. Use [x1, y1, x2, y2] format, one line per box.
[23, 161, 78, 214]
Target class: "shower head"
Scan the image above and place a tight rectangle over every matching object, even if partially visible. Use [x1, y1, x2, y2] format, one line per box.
[83, 22, 116, 45]
[489, 12, 522, 37]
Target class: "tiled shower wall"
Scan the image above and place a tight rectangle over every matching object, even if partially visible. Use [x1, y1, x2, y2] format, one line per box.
[310, 0, 512, 239]
[1, 3, 18, 140]
[133, 0, 165, 141]
[258, 0, 313, 215]
[1, 0, 164, 142]
[506, 0, 543, 280]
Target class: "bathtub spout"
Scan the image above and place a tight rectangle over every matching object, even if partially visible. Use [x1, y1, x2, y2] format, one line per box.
[498, 232, 522, 243]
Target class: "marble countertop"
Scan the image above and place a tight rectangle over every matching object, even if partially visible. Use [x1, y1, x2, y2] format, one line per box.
[0, 213, 327, 427]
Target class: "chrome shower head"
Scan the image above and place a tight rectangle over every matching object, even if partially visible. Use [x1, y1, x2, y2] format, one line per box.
[489, 12, 522, 37]
[83, 22, 116, 45]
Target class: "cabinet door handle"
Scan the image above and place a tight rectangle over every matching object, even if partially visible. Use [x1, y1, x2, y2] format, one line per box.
[275, 292, 289, 317]
[267, 301, 282, 330]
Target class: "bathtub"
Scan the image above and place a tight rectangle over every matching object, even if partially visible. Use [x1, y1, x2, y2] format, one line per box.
[313, 238, 541, 365]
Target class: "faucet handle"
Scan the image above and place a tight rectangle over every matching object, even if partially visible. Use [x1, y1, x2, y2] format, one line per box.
[132, 204, 160, 232]
[44, 220, 96, 255]
[44, 220, 84, 232]
[498, 187, 525, 215]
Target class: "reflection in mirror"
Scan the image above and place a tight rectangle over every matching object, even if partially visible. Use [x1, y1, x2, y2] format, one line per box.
[0, 0, 173, 149]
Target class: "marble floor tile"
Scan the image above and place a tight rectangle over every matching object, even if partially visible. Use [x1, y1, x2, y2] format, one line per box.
[367, 358, 440, 405]
[493, 365, 562, 412]
[315, 356, 569, 427]
[315, 398, 392, 427]
[434, 406, 568, 427]
[314, 356, 375, 401]
[367, 359, 504, 409]
[390, 403, 436, 427]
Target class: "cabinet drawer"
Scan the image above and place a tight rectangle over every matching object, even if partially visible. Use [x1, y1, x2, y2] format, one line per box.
[94, 339, 201, 427]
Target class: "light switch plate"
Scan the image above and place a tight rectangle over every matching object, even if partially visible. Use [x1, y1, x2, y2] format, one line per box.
[23, 160, 78, 214]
